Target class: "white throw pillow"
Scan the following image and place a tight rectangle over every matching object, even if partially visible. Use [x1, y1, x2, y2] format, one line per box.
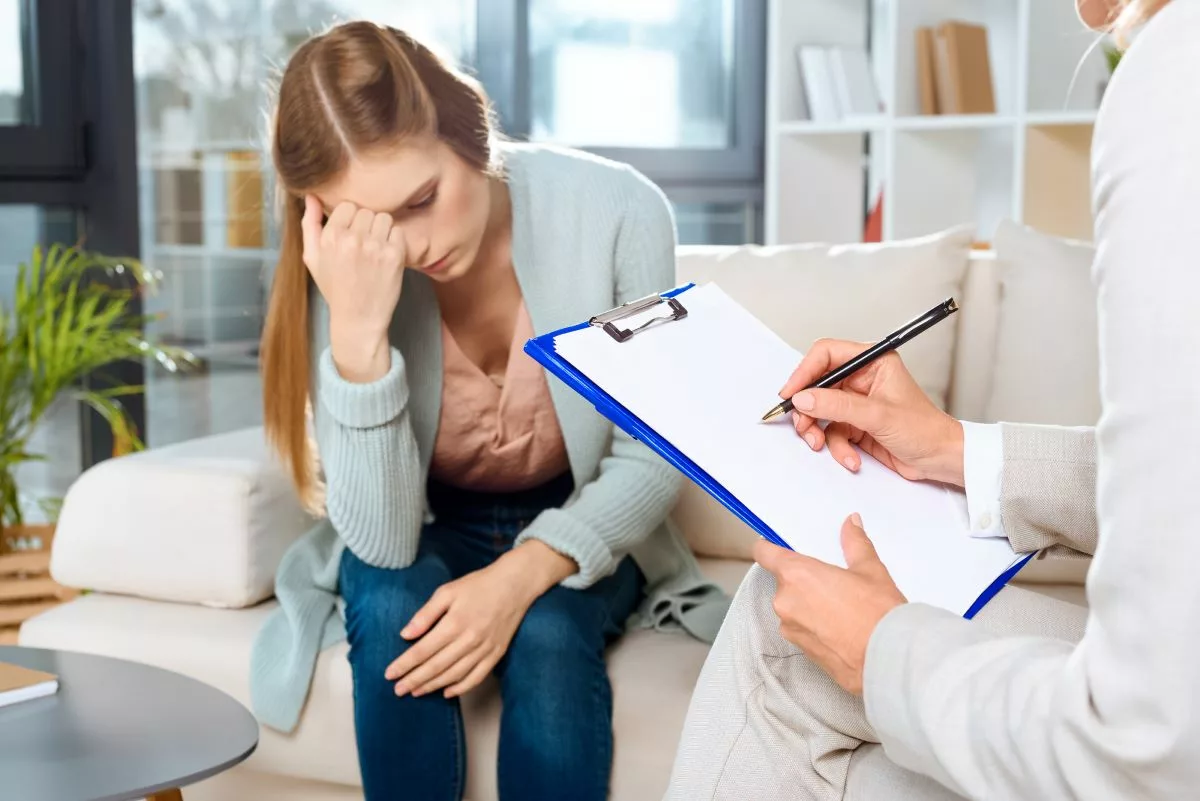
[985, 220, 1100, 426]
[672, 226, 975, 561]
[675, 225, 974, 411]
[50, 427, 315, 608]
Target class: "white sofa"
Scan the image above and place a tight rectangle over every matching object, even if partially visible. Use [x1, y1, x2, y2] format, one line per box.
[21, 221, 1101, 800]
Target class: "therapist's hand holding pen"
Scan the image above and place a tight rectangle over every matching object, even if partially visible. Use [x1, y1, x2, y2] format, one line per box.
[755, 339, 970, 696]
[778, 338, 967, 486]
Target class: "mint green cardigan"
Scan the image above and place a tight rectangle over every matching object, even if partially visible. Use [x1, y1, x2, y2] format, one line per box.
[250, 143, 730, 732]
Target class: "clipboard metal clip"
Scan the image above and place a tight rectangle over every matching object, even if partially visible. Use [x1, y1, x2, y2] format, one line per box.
[589, 292, 688, 343]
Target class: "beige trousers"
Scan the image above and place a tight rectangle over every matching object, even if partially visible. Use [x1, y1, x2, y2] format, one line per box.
[665, 565, 1088, 801]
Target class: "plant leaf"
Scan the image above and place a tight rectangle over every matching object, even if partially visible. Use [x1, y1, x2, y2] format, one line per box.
[70, 389, 145, 455]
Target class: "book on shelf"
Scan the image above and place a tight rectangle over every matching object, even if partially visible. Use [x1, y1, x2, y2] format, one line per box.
[154, 167, 204, 246]
[794, 45, 882, 123]
[917, 21, 997, 116]
[915, 27, 939, 115]
[0, 661, 58, 708]
[226, 150, 265, 249]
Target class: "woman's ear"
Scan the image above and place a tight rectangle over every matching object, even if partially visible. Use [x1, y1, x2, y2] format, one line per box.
[1077, 0, 1120, 30]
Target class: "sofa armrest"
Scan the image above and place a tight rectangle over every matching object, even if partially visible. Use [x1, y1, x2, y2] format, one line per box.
[50, 427, 315, 608]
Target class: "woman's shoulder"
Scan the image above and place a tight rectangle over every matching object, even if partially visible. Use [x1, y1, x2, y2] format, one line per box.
[500, 142, 670, 217]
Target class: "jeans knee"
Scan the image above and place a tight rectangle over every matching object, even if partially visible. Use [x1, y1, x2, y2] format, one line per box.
[515, 594, 598, 663]
[505, 592, 606, 703]
[342, 551, 450, 667]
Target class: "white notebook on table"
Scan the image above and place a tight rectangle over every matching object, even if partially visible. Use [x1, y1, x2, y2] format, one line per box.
[533, 282, 1027, 617]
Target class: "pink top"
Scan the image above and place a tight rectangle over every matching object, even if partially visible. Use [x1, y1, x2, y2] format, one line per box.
[429, 301, 570, 492]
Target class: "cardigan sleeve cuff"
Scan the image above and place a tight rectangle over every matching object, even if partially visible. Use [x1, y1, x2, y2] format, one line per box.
[514, 507, 615, 589]
[318, 346, 408, 429]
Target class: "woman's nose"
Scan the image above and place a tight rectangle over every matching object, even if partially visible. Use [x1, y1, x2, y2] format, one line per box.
[403, 225, 431, 269]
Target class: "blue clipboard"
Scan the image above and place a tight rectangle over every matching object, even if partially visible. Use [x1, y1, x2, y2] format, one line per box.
[524, 283, 1033, 620]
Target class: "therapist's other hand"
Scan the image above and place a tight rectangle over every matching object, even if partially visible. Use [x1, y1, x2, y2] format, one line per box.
[779, 339, 965, 487]
[754, 514, 906, 695]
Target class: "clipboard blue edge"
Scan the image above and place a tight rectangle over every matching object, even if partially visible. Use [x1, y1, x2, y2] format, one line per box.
[525, 282, 1028, 621]
[964, 552, 1035, 619]
[524, 283, 790, 554]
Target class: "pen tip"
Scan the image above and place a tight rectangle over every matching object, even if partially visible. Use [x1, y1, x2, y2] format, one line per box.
[761, 406, 783, 423]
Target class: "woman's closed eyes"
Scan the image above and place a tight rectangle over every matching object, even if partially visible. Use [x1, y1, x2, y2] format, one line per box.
[404, 186, 438, 212]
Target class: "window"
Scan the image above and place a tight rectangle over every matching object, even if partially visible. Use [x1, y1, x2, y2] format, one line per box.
[131, 0, 763, 448]
[479, 0, 764, 242]
[674, 201, 758, 246]
[0, 0, 29, 125]
[528, 0, 734, 150]
[0, 1, 140, 496]
[0, 0, 85, 177]
[132, 0, 477, 447]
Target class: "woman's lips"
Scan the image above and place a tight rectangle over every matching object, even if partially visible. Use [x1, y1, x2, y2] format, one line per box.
[421, 252, 452, 273]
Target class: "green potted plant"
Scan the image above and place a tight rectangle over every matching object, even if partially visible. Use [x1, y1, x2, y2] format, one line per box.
[0, 244, 193, 550]
[1103, 43, 1124, 75]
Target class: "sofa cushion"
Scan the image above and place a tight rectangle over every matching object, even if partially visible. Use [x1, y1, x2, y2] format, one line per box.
[674, 225, 973, 412]
[20, 557, 753, 801]
[946, 253, 1002, 422]
[984, 221, 1100, 425]
[50, 428, 314, 609]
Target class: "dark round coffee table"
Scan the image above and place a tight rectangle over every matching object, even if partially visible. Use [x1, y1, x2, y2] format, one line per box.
[0, 645, 259, 801]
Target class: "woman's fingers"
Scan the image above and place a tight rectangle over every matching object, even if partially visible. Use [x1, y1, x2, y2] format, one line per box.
[385, 621, 452, 684]
[415, 644, 489, 699]
[350, 206, 375, 236]
[325, 200, 357, 231]
[825, 422, 861, 472]
[300, 195, 323, 272]
[444, 649, 501, 699]
[779, 338, 873, 398]
[369, 211, 394, 242]
[792, 412, 825, 451]
[396, 635, 475, 698]
[791, 387, 887, 435]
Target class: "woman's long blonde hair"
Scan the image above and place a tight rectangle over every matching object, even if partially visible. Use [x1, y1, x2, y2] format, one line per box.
[261, 21, 496, 511]
[1113, 0, 1173, 43]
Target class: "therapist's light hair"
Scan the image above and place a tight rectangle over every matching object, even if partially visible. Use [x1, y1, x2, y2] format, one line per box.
[1113, 0, 1172, 44]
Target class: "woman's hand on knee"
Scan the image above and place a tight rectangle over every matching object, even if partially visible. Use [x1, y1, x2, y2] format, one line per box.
[779, 339, 965, 487]
[385, 557, 544, 700]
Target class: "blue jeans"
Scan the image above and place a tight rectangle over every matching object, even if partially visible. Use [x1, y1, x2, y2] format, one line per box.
[339, 472, 646, 801]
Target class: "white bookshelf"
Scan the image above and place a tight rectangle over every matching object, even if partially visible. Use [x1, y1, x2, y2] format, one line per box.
[765, 0, 1111, 246]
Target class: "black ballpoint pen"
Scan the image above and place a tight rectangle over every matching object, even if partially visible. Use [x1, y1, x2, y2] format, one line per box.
[761, 297, 960, 422]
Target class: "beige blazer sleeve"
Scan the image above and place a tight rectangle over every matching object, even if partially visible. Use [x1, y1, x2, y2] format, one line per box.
[1000, 422, 1098, 557]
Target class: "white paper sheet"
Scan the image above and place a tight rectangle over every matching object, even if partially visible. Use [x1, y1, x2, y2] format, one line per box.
[555, 283, 1022, 616]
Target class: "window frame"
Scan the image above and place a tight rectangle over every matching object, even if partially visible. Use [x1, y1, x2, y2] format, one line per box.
[0, 0, 87, 179]
[0, 0, 143, 471]
[475, 0, 765, 193]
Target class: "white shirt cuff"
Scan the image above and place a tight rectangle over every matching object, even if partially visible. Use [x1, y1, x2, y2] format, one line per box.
[961, 421, 1004, 538]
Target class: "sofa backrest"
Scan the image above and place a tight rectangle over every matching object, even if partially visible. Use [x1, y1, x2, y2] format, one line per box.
[675, 225, 975, 413]
[947, 253, 1001, 422]
[671, 221, 1101, 562]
